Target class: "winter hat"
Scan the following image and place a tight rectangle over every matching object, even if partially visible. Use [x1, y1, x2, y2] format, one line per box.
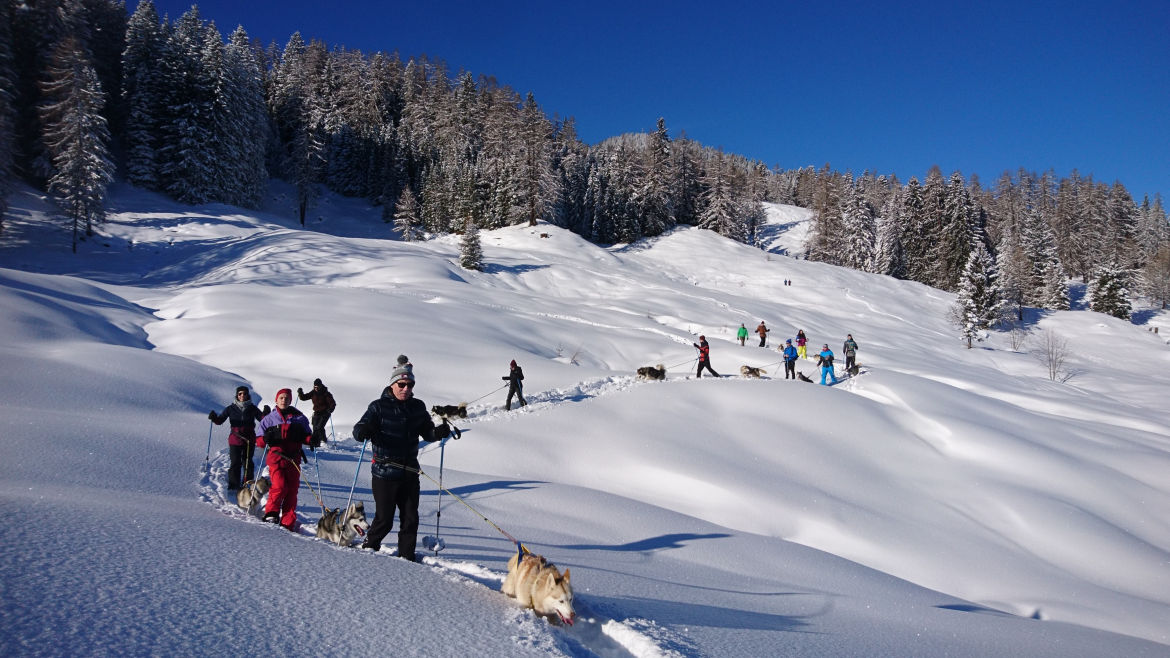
[396, 354, 410, 366]
[785, 339, 792, 344]
[510, 359, 517, 368]
[235, 385, 249, 396]
[699, 335, 705, 341]
[389, 365, 415, 385]
[313, 378, 323, 387]
[822, 344, 829, 349]
[275, 388, 292, 402]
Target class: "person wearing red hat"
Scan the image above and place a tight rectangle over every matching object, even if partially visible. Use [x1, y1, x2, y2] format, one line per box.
[502, 359, 526, 411]
[256, 388, 313, 529]
[693, 335, 720, 378]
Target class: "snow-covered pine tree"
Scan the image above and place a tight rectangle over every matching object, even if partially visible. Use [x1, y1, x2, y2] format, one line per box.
[459, 216, 483, 270]
[697, 152, 747, 242]
[0, 0, 15, 232]
[875, 185, 907, 278]
[952, 241, 1003, 348]
[995, 219, 1030, 322]
[518, 92, 556, 227]
[1106, 182, 1138, 268]
[220, 26, 269, 208]
[156, 7, 218, 204]
[900, 176, 931, 283]
[121, 0, 166, 191]
[39, 35, 114, 252]
[638, 117, 674, 237]
[841, 177, 877, 272]
[933, 171, 978, 291]
[393, 184, 422, 240]
[806, 168, 844, 264]
[1087, 262, 1132, 320]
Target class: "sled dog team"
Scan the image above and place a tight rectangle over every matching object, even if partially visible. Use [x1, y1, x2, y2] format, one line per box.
[638, 329, 860, 384]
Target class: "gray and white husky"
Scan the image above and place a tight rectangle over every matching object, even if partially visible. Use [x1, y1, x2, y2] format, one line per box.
[315, 502, 370, 547]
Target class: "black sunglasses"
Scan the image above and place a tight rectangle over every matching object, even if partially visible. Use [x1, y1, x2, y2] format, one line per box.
[394, 381, 415, 389]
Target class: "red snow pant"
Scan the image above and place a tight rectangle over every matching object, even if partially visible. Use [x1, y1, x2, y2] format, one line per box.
[265, 450, 300, 529]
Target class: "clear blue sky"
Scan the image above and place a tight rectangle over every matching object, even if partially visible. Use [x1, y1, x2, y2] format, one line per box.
[144, 0, 1169, 202]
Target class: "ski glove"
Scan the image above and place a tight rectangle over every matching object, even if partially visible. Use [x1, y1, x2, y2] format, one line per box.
[208, 411, 217, 422]
[262, 405, 271, 415]
[435, 422, 451, 440]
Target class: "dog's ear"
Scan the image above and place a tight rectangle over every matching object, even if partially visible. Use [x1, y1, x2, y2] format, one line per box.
[561, 568, 570, 583]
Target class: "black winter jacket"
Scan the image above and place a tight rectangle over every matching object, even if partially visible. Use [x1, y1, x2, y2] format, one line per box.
[353, 389, 441, 479]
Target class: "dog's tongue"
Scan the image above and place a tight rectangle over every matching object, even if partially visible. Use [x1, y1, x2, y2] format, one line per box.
[560, 613, 574, 626]
[356, 526, 366, 536]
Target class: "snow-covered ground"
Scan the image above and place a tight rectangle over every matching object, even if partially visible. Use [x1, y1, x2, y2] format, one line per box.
[1, 182, 1168, 657]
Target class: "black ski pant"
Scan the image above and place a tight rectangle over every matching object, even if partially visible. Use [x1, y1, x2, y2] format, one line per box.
[506, 385, 526, 410]
[227, 442, 256, 489]
[697, 359, 719, 378]
[367, 475, 421, 560]
[759, 335, 767, 347]
[310, 411, 331, 448]
[784, 360, 796, 379]
[845, 355, 856, 371]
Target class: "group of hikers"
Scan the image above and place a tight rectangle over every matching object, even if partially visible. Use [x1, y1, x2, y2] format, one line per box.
[706, 326, 860, 385]
[207, 356, 527, 561]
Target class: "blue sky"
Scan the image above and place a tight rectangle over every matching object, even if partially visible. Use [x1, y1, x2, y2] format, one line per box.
[144, 0, 1168, 202]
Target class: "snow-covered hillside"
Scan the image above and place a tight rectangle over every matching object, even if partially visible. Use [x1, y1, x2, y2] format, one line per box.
[1, 182, 1168, 657]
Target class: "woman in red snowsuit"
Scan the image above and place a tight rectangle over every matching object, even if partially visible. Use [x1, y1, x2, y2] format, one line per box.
[256, 388, 313, 530]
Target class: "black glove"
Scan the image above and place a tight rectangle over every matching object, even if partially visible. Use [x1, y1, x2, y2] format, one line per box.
[435, 421, 451, 440]
[297, 387, 304, 395]
[262, 405, 271, 415]
[207, 411, 217, 422]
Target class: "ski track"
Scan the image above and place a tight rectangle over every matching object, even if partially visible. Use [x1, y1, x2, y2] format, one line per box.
[199, 371, 873, 657]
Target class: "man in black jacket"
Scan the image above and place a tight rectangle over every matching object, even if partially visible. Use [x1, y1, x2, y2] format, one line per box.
[503, 359, 526, 410]
[353, 366, 449, 561]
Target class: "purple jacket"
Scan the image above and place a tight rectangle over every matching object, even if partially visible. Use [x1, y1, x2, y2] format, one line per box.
[257, 407, 313, 462]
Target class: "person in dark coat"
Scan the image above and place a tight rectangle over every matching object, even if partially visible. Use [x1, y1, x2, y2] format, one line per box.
[297, 378, 337, 448]
[208, 386, 269, 490]
[353, 366, 449, 561]
[842, 334, 859, 372]
[503, 360, 527, 411]
[256, 388, 313, 530]
[693, 335, 720, 378]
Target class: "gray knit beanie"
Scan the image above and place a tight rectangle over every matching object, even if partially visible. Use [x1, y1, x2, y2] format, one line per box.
[389, 365, 415, 385]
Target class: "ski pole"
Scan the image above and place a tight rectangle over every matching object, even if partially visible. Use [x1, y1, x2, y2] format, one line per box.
[430, 435, 449, 553]
[313, 449, 324, 507]
[329, 416, 336, 443]
[345, 439, 368, 513]
[204, 420, 214, 472]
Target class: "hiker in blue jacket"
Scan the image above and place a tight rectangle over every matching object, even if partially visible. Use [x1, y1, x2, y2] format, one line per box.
[817, 344, 838, 385]
[781, 339, 799, 380]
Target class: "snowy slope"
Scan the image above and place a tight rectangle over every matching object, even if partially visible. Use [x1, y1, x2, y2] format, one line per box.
[1, 182, 1168, 657]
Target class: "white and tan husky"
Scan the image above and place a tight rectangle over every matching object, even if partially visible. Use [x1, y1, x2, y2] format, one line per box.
[236, 477, 270, 515]
[315, 502, 370, 547]
[501, 550, 575, 625]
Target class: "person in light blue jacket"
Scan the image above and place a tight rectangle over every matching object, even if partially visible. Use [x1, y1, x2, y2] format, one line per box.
[816, 344, 838, 385]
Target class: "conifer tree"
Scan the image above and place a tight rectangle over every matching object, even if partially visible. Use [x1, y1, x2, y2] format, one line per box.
[697, 153, 746, 242]
[39, 35, 114, 252]
[0, 0, 16, 232]
[1087, 262, 1132, 320]
[121, 0, 165, 190]
[220, 26, 268, 207]
[840, 178, 876, 272]
[875, 185, 906, 278]
[459, 216, 483, 270]
[952, 241, 1003, 348]
[1140, 243, 1170, 310]
[393, 184, 422, 240]
[156, 7, 217, 204]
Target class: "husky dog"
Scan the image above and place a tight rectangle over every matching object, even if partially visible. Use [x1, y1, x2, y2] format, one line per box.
[847, 364, 860, 377]
[501, 550, 575, 625]
[636, 364, 666, 381]
[796, 371, 813, 383]
[236, 477, 270, 514]
[431, 403, 468, 419]
[315, 502, 370, 547]
[739, 365, 766, 378]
